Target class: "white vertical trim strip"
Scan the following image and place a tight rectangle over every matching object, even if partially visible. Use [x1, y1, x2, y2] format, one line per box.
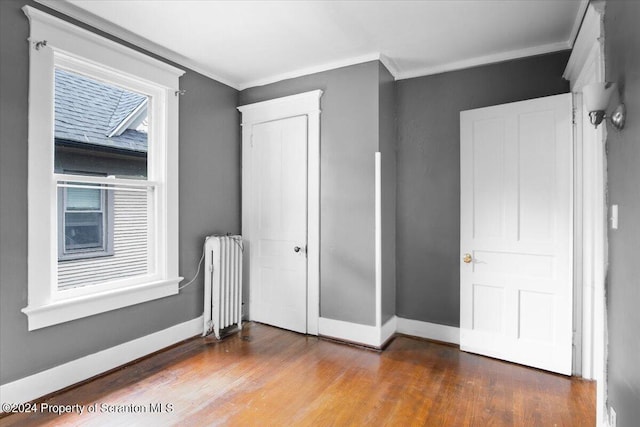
[375, 152, 382, 328]
[241, 124, 253, 321]
[307, 109, 321, 335]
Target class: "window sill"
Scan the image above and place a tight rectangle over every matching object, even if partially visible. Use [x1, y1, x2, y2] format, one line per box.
[22, 277, 182, 331]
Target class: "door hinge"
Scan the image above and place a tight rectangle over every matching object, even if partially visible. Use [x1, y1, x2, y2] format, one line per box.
[572, 108, 577, 125]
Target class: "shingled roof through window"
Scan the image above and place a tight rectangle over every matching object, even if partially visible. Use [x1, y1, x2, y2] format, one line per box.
[54, 69, 148, 153]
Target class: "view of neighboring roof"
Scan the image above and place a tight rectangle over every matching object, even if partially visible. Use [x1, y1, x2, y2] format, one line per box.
[54, 68, 148, 153]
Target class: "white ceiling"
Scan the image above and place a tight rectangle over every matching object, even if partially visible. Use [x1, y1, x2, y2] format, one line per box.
[39, 0, 587, 90]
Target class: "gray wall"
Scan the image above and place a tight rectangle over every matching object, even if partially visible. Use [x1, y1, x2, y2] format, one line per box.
[378, 62, 397, 325]
[239, 62, 380, 326]
[0, 0, 240, 384]
[604, 1, 640, 425]
[395, 52, 571, 326]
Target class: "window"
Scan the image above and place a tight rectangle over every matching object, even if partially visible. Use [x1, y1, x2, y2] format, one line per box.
[22, 6, 185, 330]
[58, 185, 113, 260]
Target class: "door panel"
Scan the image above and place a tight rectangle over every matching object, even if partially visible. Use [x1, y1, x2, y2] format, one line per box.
[460, 93, 573, 375]
[250, 115, 308, 334]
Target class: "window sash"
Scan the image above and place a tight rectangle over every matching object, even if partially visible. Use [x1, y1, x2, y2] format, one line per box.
[63, 186, 105, 253]
[54, 177, 158, 294]
[57, 184, 112, 260]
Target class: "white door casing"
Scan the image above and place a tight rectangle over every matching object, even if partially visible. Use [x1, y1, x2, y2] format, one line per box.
[238, 90, 322, 335]
[563, 2, 608, 423]
[460, 93, 573, 375]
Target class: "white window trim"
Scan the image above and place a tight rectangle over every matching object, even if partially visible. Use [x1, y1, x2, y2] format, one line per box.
[22, 6, 184, 331]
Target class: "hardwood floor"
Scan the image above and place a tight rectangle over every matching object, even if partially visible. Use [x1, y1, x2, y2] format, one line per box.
[0, 322, 595, 426]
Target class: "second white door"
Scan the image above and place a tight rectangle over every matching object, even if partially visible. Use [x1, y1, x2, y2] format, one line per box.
[249, 115, 308, 334]
[460, 93, 573, 375]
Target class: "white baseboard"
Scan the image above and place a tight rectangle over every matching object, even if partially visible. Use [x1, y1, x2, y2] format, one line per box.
[319, 317, 380, 347]
[396, 317, 460, 345]
[1, 316, 459, 404]
[380, 315, 397, 346]
[0, 316, 203, 405]
[318, 316, 397, 348]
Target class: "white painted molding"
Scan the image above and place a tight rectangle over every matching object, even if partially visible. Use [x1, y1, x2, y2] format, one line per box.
[306, 109, 321, 336]
[397, 41, 570, 81]
[562, 1, 608, 424]
[563, 1, 605, 82]
[319, 318, 379, 347]
[0, 316, 203, 405]
[238, 90, 323, 125]
[378, 54, 400, 80]
[374, 152, 382, 328]
[32, 0, 232, 88]
[396, 317, 460, 345]
[23, 6, 184, 86]
[568, 0, 590, 49]
[380, 316, 397, 347]
[318, 316, 397, 348]
[22, 279, 181, 331]
[240, 39, 571, 88]
[239, 53, 394, 90]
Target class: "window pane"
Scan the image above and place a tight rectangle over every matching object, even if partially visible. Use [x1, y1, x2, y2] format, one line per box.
[58, 186, 150, 290]
[54, 68, 148, 179]
[65, 212, 103, 250]
[66, 187, 101, 210]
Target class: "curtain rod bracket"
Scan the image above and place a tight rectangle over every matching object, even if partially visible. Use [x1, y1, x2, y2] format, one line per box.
[34, 40, 47, 50]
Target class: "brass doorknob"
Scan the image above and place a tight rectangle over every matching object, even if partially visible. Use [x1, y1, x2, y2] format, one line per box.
[463, 253, 472, 264]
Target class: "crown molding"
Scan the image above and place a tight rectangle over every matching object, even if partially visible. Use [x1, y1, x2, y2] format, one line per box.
[33, 0, 583, 92]
[34, 0, 239, 89]
[238, 53, 399, 90]
[396, 40, 571, 81]
[568, 0, 590, 48]
[563, 0, 605, 83]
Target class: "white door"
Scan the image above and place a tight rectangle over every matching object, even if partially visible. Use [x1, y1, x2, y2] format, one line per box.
[460, 93, 573, 375]
[249, 115, 308, 334]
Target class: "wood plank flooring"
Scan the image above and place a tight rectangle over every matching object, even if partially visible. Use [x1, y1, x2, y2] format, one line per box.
[0, 322, 595, 426]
